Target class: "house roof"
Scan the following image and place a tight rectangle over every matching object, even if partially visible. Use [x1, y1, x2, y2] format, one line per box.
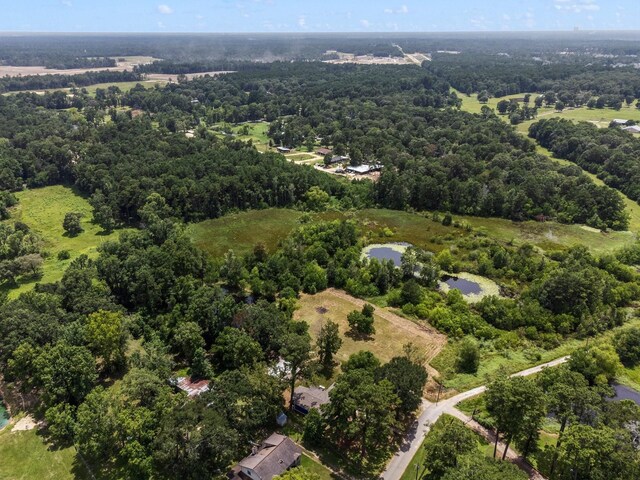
[623, 125, 640, 133]
[316, 148, 332, 155]
[346, 164, 372, 174]
[613, 119, 629, 124]
[238, 434, 301, 480]
[292, 386, 330, 411]
[175, 377, 210, 397]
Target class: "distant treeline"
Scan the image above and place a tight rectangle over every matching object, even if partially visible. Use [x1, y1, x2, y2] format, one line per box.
[0, 55, 115, 69]
[0, 71, 142, 93]
[426, 53, 640, 100]
[134, 60, 270, 75]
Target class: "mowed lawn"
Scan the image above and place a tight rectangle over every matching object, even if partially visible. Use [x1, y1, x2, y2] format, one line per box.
[5, 185, 130, 295]
[0, 427, 90, 480]
[294, 289, 445, 367]
[189, 208, 303, 259]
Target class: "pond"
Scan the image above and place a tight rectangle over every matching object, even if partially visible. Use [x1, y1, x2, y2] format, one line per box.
[362, 242, 413, 267]
[611, 383, 640, 406]
[0, 400, 9, 430]
[441, 275, 483, 295]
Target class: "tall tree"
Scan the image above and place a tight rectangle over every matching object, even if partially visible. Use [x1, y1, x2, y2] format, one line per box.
[316, 320, 342, 372]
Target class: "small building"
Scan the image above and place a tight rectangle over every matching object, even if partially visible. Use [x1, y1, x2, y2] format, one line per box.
[292, 385, 331, 415]
[316, 147, 333, 156]
[230, 434, 302, 480]
[172, 377, 210, 397]
[276, 412, 288, 427]
[276, 147, 292, 153]
[612, 119, 630, 125]
[623, 125, 640, 134]
[346, 164, 377, 175]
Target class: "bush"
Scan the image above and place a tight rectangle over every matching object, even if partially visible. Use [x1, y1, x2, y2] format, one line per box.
[57, 250, 71, 260]
[456, 337, 480, 374]
[613, 327, 640, 367]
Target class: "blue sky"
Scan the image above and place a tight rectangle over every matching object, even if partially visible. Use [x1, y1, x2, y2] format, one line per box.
[0, 0, 638, 32]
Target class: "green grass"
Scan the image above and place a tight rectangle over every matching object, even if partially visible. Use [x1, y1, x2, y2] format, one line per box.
[0, 424, 90, 480]
[211, 121, 271, 151]
[4, 185, 131, 296]
[81, 80, 166, 96]
[188, 208, 303, 259]
[300, 454, 336, 480]
[618, 364, 640, 392]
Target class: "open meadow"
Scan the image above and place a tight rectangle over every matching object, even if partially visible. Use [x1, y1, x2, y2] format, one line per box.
[295, 288, 447, 369]
[3, 185, 129, 295]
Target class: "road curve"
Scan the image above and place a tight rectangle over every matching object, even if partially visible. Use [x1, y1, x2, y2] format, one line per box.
[381, 356, 569, 480]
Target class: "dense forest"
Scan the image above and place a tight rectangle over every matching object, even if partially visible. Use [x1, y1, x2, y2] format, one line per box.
[529, 118, 640, 203]
[0, 71, 142, 93]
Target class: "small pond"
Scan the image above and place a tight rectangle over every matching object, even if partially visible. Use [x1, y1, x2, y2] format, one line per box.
[441, 275, 483, 295]
[0, 400, 9, 430]
[611, 383, 640, 406]
[362, 242, 413, 267]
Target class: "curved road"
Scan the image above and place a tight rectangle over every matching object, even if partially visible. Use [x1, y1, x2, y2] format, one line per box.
[381, 356, 569, 480]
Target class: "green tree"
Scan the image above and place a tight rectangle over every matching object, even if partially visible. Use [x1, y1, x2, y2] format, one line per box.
[303, 408, 325, 446]
[347, 309, 375, 336]
[497, 100, 510, 115]
[173, 321, 205, 362]
[568, 345, 621, 385]
[34, 342, 97, 407]
[485, 376, 546, 460]
[85, 309, 127, 372]
[456, 337, 480, 374]
[221, 249, 245, 290]
[213, 326, 263, 370]
[422, 416, 477, 478]
[377, 356, 427, 416]
[613, 327, 640, 367]
[302, 261, 328, 294]
[281, 323, 313, 410]
[316, 320, 342, 371]
[401, 278, 423, 305]
[62, 212, 83, 236]
[304, 186, 330, 212]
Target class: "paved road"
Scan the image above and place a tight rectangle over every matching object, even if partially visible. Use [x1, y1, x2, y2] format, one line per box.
[381, 356, 569, 480]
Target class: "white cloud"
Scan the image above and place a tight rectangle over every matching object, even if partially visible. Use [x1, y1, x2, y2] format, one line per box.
[360, 19, 370, 28]
[157, 4, 173, 15]
[384, 5, 409, 15]
[298, 15, 306, 28]
[553, 0, 600, 13]
[61, 0, 72, 6]
[157, 21, 166, 28]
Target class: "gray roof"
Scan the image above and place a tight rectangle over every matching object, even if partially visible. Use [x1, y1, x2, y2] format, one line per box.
[292, 386, 330, 411]
[238, 434, 301, 480]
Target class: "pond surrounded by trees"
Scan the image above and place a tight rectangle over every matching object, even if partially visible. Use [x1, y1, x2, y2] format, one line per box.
[362, 242, 413, 267]
[441, 275, 483, 295]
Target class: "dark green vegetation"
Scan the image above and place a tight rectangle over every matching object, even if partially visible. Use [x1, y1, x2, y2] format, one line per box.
[530, 118, 640, 207]
[401, 415, 526, 480]
[2, 32, 640, 479]
[457, 358, 640, 480]
[0, 71, 142, 93]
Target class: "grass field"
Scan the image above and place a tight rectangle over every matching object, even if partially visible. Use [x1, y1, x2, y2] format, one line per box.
[300, 454, 336, 480]
[294, 289, 445, 370]
[4, 185, 129, 295]
[189, 208, 303, 259]
[0, 424, 89, 480]
[211, 121, 271, 151]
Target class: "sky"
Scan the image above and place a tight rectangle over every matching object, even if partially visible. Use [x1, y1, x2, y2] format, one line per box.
[0, 0, 638, 33]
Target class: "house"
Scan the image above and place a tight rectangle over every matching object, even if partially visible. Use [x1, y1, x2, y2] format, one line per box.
[623, 125, 640, 134]
[316, 147, 333, 156]
[346, 164, 382, 175]
[292, 385, 331, 415]
[172, 377, 210, 397]
[276, 147, 291, 153]
[612, 119, 630, 125]
[230, 434, 302, 480]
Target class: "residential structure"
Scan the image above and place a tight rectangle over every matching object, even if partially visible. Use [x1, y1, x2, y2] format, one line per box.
[276, 146, 291, 153]
[171, 377, 210, 397]
[316, 147, 333, 156]
[623, 125, 640, 134]
[230, 434, 302, 480]
[345, 164, 383, 175]
[292, 385, 331, 415]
